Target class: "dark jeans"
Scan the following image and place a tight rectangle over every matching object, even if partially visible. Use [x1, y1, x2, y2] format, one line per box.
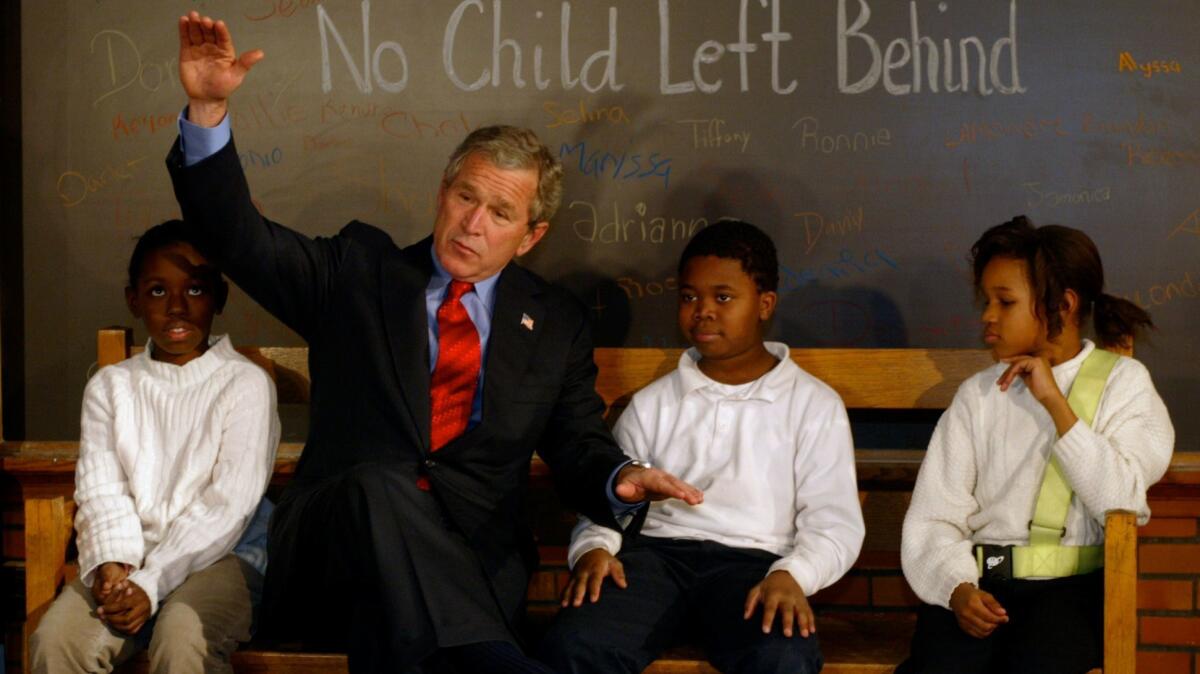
[538, 537, 823, 674]
[896, 570, 1104, 674]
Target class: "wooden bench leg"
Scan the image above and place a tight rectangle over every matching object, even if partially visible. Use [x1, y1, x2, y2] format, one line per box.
[22, 496, 74, 674]
[1104, 510, 1137, 674]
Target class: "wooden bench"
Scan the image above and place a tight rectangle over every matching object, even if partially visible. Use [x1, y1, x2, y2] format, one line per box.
[0, 327, 1140, 674]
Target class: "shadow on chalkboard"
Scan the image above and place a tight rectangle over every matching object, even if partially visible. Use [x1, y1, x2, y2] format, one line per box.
[777, 284, 909, 348]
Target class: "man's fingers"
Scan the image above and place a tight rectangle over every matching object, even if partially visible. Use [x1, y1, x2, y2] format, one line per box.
[214, 20, 235, 48]
[200, 16, 218, 45]
[239, 49, 266, 72]
[178, 17, 191, 48]
[186, 12, 205, 47]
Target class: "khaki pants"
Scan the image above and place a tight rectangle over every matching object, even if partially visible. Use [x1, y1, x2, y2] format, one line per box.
[30, 555, 261, 674]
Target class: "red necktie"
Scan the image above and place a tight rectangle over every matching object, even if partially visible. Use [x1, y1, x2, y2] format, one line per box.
[429, 280, 481, 452]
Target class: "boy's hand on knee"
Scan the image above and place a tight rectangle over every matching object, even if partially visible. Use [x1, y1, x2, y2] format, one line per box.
[949, 582, 1008, 639]
[92, 562, 131, 605]
[98, 581, 152, 635]
[561, 549, 627, 608]
[743, 570, 815, 638]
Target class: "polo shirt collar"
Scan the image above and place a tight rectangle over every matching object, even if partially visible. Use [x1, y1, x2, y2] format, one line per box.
[675, 341, 796, 402]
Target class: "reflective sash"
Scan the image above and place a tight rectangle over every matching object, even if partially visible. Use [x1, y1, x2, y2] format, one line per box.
[978, 348, 1120, 579]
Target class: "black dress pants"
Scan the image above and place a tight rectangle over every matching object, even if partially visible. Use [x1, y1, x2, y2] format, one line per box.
[896, 570, 1104, 674]
[538, 537, 823, 674]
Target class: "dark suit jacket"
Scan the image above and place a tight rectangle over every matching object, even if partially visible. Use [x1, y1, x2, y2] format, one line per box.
[166, 138, 631, 645]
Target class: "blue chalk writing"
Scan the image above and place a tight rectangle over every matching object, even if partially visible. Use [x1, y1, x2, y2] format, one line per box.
[778, 248, 898, 291]
[559, 141, 672, 189]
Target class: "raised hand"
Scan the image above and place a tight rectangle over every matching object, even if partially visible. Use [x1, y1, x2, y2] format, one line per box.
[614, 463, 703, 505]
[743, 570, 815, 638]
[561, 548, 627, 607]
[949, 582, 1008, 639]
[177, 11, 264, 127]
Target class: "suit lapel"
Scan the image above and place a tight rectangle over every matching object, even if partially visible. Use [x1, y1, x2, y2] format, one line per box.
[380, 239, 434, 453]
[481, 265, 544, 423]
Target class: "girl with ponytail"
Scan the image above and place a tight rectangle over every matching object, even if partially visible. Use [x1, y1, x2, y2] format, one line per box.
[897, 216, 1175, 674]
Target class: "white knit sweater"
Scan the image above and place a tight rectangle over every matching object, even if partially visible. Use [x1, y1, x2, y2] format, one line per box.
[74, 335, 280, 612]
[901, 340, 1174, 608]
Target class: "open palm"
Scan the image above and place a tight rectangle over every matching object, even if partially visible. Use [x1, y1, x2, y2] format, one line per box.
[178, 11, 262, 106]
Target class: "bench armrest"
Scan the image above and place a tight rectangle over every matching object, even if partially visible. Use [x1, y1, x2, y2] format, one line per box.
[1104, 509, 1137, 674]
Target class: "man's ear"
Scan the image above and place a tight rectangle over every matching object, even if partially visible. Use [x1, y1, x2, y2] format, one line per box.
[125, 286, 141, 318]
[516, 221, 550, 256]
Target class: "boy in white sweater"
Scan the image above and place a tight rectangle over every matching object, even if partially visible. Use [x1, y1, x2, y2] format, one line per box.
[898, 217, 1174, 673]
[539, 220, 864, 674]
[31, 220, 280, 673]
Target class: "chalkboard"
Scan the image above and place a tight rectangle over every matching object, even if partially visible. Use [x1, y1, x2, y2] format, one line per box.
[20, 0, 1200, 450]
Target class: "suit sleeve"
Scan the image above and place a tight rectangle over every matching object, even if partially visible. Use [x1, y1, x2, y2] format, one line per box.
[536, 305, 632, 532]
[166, 136, 351, 340]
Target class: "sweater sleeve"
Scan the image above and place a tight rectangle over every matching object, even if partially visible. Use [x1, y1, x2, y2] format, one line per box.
[1053, 358, 1175, 526]
[901, 382, 983, 609]
[768, 394, 865, 595]
[565, 402, 651, 568]
[75, 373, 145, 587]
[126, 369, 280, 610]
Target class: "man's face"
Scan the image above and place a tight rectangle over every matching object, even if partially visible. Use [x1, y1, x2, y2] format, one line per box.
[432, 153, 548, 282]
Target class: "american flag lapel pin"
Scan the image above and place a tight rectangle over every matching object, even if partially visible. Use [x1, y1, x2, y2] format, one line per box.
[520, 313, 535, 331]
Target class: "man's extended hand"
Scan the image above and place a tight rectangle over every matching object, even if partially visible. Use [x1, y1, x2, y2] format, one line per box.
[178, 11, 264, 127]
[743, 570, 815, 638]
[97, 579, 153, 636]
[561, 548, 627, 608]
[614, 463, 703, 505]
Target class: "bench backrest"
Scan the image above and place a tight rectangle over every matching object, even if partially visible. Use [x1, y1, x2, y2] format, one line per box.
[99, 328, 996, 413]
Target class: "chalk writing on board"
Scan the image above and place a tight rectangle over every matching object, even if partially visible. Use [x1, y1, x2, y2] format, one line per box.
[658, 0, 797, 95]
[793, 117, 891, 154]
[1022, 183, 1112, 209]
[111, 111, 179, 141]
[1117, 271, 1198, 310]
[778, 248, 899, 291]
[381, 111, 475, 140]
[1121, 144, 1200, 168]
[568, 200, 706, 244]
[838, 0, 1026, 96]
[444, 1, 621, 93]
[1081, 111, 1174, 138]
[544, 100, 631, 129]
[239, 147, 285, 170]
[245, 0, 321, 22]
[318, 1, 409, 94]
[1168, 208, 1200, 240]
[1117, 52, 1183, 78]
[56, 157, 148, 208]
[617, 275, 678, 300]
[943, 116, 1067, 150]
[794, 207, 865, 255]
[90, 29, 180, 107]
[559, 142, 673, 189]
[677, 119, 751, 153]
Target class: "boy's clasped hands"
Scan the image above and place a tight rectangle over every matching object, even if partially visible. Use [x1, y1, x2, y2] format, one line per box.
[92, 561, 152, 635]
[563, 549, 817, 638]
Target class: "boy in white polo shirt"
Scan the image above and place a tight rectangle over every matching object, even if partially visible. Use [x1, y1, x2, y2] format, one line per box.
[539, 220, 865, 674]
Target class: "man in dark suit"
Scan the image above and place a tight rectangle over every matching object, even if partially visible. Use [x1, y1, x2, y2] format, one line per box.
[169, 11, 703, 673]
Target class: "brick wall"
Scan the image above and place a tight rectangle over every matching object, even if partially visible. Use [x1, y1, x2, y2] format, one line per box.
[1137, 490, 1200, 673]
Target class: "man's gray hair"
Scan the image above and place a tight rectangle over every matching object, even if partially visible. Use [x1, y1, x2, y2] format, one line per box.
[442, 125, 563, 225]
